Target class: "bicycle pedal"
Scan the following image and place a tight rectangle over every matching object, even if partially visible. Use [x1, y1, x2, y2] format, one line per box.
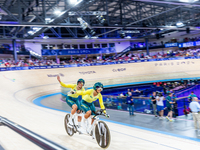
[89, 130, 93, 136]
[78, 131, 83, 134]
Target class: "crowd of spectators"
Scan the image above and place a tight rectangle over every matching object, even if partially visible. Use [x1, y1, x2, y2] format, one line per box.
[0, 59, 58, 67]
[182, 37, 200, 43]
[1, 48, 200, 67]
[153, 79, 199, 94]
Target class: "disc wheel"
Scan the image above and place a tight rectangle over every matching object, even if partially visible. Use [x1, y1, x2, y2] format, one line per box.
[64, 114, 74, 136]
[95, 121, 111, 149]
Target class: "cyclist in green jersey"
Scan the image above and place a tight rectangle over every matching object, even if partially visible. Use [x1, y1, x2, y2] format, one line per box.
[57, 76, 85, 128]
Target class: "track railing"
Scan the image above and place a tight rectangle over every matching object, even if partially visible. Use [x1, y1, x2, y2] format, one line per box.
[0, 116, 69, 150]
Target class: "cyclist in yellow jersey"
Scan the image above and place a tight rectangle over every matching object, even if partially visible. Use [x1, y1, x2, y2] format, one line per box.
[75, 82, 106, 129]
[57, 76, 85, 128]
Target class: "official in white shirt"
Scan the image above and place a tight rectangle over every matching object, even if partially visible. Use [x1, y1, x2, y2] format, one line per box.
[189, 97, 200, 130]
[156, 92, 165, 119]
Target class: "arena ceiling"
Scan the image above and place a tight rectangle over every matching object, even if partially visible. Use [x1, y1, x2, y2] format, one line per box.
[0, 0, 200, 40]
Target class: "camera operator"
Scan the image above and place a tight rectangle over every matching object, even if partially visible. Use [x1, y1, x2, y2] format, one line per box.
[156, 92, 165, 119]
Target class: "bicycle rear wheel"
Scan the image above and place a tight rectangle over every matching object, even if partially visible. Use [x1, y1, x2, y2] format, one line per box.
[64, 114, 74, 136]
[95, 121, 111, 149]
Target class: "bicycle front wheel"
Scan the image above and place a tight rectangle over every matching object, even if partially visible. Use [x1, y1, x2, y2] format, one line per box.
[64, 114, 74, 136]
[95, 121, 111, 149]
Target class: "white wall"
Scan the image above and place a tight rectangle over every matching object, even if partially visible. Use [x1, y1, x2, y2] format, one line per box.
[24, 42, 42, 55]
[115, 41, 130, 53]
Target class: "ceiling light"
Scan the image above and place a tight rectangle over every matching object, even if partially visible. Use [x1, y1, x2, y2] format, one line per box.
[45, 18, 51, 21]
[179, 0, 198, 2]
[69, 0, 78, 4]
[54, 10, 61, 15]
[69, 0, 82, 5]
[32, 27, 41, 31]
[28, 31, 34, 35]
[125, 36, 131, 39]
[176, 22, 183, 26]
[176, 22, 184, 27]
[91, 36, 98, 39]
[43, 36, 49, 39]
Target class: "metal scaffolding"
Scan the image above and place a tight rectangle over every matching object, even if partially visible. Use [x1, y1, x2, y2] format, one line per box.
[0, 0, 200, 39]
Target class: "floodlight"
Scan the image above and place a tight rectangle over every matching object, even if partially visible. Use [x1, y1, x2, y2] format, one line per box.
[90, 29, 96, 36]
[96, 15, 105, 24]
[77, 17, 96, 36]
[120, 30, 125, 38]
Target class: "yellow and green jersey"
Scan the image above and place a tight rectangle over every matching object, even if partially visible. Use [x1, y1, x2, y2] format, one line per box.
[76, 89, 105, 109]
[60, 82, 85, 98]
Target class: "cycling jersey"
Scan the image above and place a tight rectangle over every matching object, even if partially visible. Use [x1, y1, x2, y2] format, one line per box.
[76, 89, 105, 110]
[60, 82, 85, 98]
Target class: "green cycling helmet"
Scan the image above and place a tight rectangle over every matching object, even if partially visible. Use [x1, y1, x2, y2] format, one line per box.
[77, 78, 85, 86]
[93, 82, 103, 90]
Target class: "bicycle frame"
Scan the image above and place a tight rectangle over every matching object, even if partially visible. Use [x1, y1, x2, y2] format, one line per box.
[73, 112, 105, 139]
[65, 110, 111, 148]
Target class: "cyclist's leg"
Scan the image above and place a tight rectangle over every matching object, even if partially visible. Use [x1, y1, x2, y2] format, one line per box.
[80, 100, 92, 119]
[71, 104, 78, 115]
[66, 96, 78, 126]
[66, 96, 77, 115]
[89, 103, 96, 125]
[75, 99, 82, 125]
[80, 100, 92, 130]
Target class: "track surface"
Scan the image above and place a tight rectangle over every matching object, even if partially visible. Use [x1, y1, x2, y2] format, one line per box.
[0, 63, 200, 149]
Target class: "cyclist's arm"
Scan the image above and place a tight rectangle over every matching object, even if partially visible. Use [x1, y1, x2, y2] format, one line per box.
[76, 89, 93, 95]
[60, 82, 75, 88]
[99, 95, 105, 111]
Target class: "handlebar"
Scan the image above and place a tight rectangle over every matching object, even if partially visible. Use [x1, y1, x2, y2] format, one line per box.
[93, 109, 110, 119]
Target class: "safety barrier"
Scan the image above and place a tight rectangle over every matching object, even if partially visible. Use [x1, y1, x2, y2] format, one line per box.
[0, 116, 68, 150]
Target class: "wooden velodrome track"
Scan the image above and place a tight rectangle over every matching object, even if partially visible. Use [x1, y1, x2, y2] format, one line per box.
[0, 59, 200, 150]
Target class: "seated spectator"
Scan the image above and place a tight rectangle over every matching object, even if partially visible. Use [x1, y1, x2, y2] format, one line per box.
[127, 89, 132, 96]
[134, 88, 141, 93]
[183, 105, 191, 116]
[131, 89, 134, 93]
[117, 103, 122, 110]
[188, 91, 197, 102]
[119, 93, 124, 97]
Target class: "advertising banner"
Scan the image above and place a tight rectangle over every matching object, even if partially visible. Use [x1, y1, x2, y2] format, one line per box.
[42, 47, 116, 56]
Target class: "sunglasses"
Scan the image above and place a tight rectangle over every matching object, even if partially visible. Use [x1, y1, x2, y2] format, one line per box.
[78, 81, 83, 85]
[96, 86, 103, 91]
